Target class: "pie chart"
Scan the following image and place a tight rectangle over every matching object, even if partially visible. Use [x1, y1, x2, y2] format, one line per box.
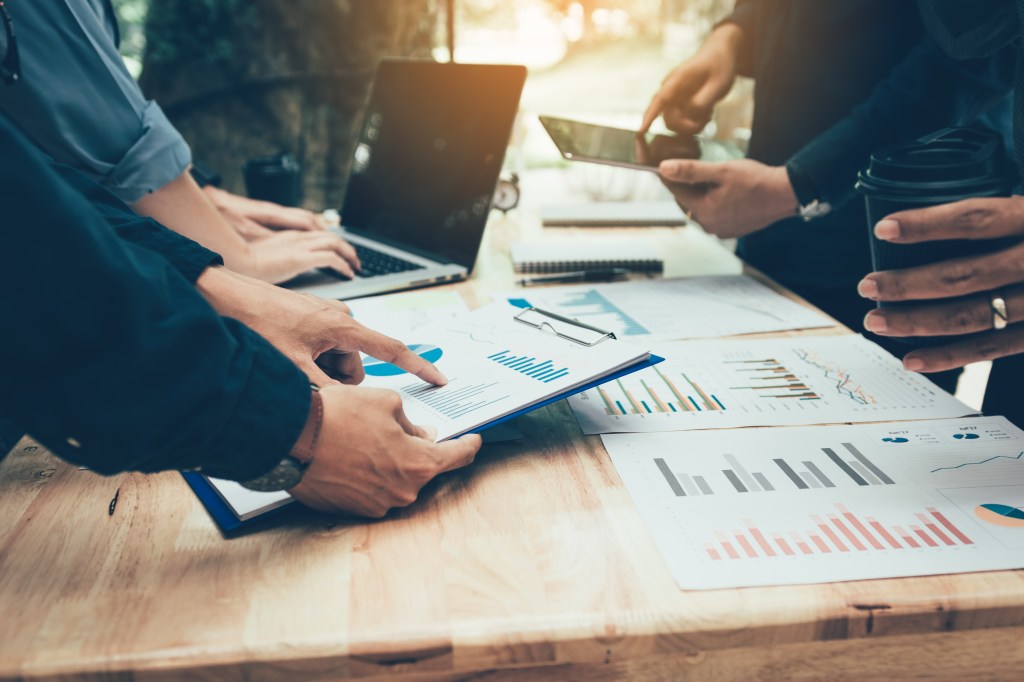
[954, 433, 980, 440]
[363, 343, 443, 377]
[974, 503, 1024, 528]
[883, 437, 909, 443]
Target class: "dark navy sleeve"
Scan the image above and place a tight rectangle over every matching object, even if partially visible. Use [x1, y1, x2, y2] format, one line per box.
[50, 162, 223, 284]
[0, 118, 308, 481]
[787, 38, 1015, 210]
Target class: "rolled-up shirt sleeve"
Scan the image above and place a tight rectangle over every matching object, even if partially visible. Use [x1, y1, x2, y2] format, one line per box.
[0, 0, 191, 203]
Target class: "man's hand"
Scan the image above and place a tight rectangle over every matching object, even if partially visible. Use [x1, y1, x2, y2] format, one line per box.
[196, 267, 447, 388]
[288, 384, 482, 518]
[658, 158, 798, 238]
[640, 22, 744, 134]
[246, 229, 361, 283]
[202, 185, 333, 239]
[857, 196, 1024, 372]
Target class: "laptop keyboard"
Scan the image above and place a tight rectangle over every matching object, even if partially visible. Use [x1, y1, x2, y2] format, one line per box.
[353, 244, 426, 278]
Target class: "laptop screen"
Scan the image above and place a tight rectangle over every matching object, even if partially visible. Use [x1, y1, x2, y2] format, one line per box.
[341, 60, 526, 272]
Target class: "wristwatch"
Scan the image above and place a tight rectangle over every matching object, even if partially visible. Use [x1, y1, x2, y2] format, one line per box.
[239, 387, 323, 492]
[785, 160, 832, 222]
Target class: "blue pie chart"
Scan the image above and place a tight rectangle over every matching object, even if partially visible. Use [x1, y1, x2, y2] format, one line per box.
[954, 433, 980, 440]
[363, 343, 443, 377]
[883, 437, 909, 443]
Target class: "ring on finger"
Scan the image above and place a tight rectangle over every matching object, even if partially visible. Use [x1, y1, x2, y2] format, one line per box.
[990, 291, 1009, 331]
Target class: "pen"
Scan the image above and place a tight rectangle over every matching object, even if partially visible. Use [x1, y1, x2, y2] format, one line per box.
[519, 268, 631, 286]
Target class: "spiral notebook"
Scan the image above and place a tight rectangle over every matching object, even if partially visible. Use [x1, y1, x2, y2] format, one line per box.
[511, 241, 663, 274]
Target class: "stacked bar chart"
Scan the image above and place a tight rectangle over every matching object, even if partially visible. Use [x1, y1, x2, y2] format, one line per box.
[486, 350, 570, 383]
[703, 504, 973, 561]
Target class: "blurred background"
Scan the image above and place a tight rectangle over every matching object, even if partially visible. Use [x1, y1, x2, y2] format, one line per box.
[113, 0, 750, 210]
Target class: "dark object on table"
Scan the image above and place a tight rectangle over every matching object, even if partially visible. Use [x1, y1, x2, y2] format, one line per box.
[243, 152, 302, 206]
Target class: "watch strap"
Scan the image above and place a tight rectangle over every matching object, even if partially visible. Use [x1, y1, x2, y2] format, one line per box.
[290, 387, 323, 465]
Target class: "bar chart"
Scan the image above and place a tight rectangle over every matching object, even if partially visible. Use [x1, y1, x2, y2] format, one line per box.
[400, 378, 511, 420]
[597, 366, 725, 416]
[486, 349, 570, 383]
[649, 438, 896, 497]
[570, 336, 973, 434]
[703, 503, 973, 561]
[604, 417, 1024, 589]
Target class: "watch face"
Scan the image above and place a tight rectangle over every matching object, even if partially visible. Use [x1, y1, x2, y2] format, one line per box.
[239, 457, 306, 492]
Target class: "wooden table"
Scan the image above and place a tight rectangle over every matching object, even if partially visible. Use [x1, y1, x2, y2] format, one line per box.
[3, 216, 1024, 682]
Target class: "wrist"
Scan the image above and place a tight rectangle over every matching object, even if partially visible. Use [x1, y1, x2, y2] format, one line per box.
[766, 165, 800, 223]
[704, 22, 744, 69]
[289, 387, 324, 465]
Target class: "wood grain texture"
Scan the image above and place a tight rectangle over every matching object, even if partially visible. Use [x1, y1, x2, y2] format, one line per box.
[3, 219, 1023, 681]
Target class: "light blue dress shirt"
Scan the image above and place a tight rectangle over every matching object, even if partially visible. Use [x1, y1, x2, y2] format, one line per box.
[0, 0, 191, 203]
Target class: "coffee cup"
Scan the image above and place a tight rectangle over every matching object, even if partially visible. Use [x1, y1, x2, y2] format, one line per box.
[242, 152, 303, 207]
[856, 127, 1012, 344]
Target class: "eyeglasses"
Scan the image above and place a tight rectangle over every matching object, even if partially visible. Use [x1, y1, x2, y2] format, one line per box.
[0, 0, 20, 86]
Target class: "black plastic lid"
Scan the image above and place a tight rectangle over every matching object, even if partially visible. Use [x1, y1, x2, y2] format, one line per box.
[856, 127, 1010, 200]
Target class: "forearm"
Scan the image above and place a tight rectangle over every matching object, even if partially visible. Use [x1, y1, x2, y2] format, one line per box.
[790, 39, 1014, 209]
[718, 1, 755, 78]
[132, 169, 255, 275]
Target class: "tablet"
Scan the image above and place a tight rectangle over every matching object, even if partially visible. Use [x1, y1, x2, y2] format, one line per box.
[539, 115, 706, 172]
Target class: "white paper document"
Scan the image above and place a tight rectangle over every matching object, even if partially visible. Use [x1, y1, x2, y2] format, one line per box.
[205, 302, 652, 522]
[499, 275, 833, 342]
[345, 289, 469, 338]
[604, 417, 1024, 589]
[570, 335, 975, 434]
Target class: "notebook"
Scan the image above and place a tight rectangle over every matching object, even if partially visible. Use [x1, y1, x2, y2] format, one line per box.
[185, 303, 661, 531]
[284, 59, 527, 300]
[538, 200, 687, 227]
[511, 241, 663, 274]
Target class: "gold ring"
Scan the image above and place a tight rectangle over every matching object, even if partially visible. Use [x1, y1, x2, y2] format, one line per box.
[990, 292, 1008, 331]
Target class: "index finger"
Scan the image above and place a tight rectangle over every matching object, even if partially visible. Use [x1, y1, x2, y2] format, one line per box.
[431, 433, 482, 474]
[878, 196, 1024, 244]
[640, 93, 665, 134]
[355, 329, 448, 386]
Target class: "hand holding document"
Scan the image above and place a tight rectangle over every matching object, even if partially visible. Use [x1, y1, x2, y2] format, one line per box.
[190, 301, 656, 529]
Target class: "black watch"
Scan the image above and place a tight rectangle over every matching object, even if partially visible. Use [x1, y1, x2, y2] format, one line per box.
[238, 388, 323, 492]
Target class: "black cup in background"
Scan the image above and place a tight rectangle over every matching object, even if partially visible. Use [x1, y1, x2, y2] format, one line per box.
[242, 152, 303, 207]
[855, 127, 1012, 345]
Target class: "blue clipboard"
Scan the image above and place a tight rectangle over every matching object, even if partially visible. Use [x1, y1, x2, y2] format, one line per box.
[183, 353, 664, 534]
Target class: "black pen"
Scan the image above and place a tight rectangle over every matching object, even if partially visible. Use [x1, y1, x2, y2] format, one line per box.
[519, 268, 631, 287]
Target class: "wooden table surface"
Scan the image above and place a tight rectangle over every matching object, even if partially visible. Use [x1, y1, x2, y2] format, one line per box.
[3, 215, 1024, 682]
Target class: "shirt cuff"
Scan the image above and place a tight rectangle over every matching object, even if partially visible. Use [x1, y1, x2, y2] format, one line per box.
[114, 218, 224, 284]
[106, 101, 193, 204]
[186, 323, 313, 482]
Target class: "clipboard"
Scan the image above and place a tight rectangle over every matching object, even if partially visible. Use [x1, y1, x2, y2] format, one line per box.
[184, 307, 662, 533]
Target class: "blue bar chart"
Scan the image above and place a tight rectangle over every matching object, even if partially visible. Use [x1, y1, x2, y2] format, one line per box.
[487, 350, 570, 383]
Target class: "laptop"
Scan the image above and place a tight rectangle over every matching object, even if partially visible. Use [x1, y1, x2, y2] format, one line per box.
[286, 59, 527, 300]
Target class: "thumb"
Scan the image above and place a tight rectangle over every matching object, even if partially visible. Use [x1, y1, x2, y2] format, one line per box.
[659, 159, 719, 185]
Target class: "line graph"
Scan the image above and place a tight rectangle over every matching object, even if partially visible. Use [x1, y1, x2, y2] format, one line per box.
[931, 451, 1024, 474]
[794, 348, 876, 405]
